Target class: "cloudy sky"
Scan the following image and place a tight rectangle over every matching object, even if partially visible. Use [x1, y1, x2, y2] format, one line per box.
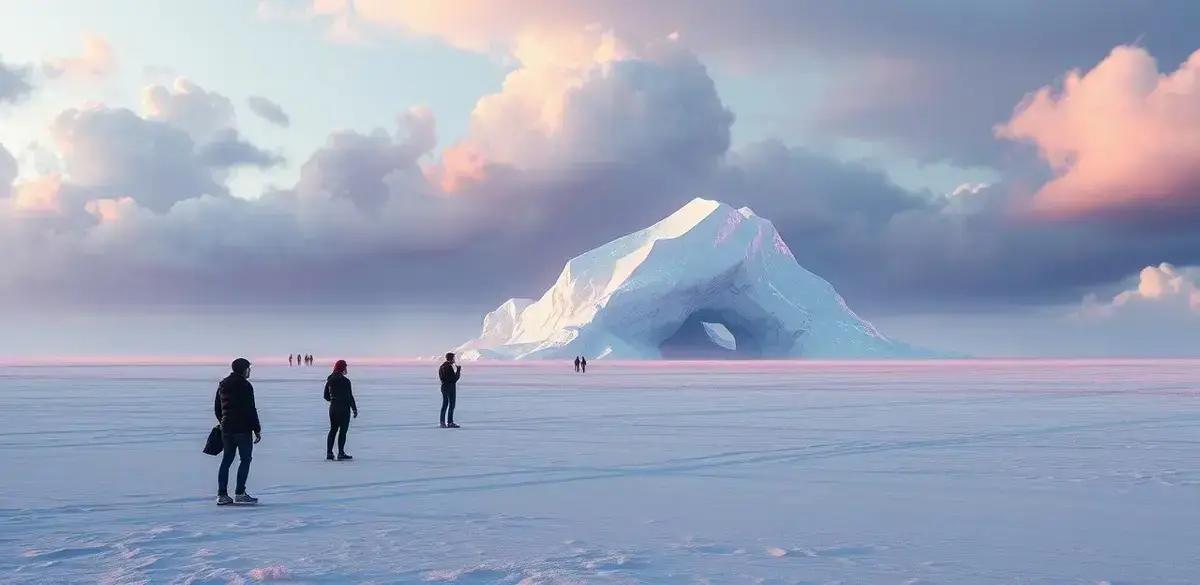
[2, 0, 1199, 358]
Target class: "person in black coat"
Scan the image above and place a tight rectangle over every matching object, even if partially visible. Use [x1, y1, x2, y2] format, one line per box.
[324, 359, 358, 460]
[214, 358, 261, 505]
[438, 352, 462, 428]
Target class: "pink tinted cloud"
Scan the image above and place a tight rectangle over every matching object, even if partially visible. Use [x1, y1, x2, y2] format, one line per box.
[12, 175, 64, 214]
[996, 46, 1200, 218]
[43, 34, 117, 80]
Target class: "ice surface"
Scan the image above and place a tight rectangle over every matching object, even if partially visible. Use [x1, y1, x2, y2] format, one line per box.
[2, 360, 1199, 584]
[457, 198, 927, 360]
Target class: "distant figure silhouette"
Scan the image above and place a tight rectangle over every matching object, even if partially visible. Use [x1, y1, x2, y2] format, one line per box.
[307, 354, 313, 366]
[324, 359, 357, 460]
[438, 352, 462, 428]
[580, 356, 587, 373]
[214, 358, 261, 505]
[574, 356, 581, 372]
[289, 354, 294, 367]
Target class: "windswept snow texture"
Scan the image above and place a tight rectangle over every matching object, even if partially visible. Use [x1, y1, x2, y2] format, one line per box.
[2, 361, 1200, 584]
[457, 198, 923, 360]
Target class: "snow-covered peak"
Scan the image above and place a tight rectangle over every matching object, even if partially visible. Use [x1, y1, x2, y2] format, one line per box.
[477, 298, 534, 346]
[658, 197, 723, 234]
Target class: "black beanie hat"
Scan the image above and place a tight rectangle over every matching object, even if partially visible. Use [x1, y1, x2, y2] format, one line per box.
[231, 358, 251, 375]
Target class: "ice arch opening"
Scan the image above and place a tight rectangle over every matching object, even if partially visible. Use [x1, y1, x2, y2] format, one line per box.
[658, 308, 793, 359]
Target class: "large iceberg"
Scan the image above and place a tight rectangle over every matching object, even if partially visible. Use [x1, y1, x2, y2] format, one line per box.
[456, 198, 928, 360]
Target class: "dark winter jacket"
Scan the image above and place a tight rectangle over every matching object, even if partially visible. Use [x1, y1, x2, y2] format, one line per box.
[438, 361, 461, 390]
[324, 372, 357, 411]
[214, 373, 261, 434]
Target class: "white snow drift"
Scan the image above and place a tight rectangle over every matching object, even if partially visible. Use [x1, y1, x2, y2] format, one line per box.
[456, 198, 925, 359]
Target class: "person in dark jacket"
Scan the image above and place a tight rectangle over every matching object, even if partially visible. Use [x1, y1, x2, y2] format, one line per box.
[214, 358, 261, 505]
[574, 356, 580, 372]
[324, 359, 358, 460]
[438, 352, 462, 428]
[580, 356, 587, 373]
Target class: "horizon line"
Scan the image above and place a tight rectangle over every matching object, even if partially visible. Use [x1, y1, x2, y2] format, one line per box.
[3, 356, 1200, 367]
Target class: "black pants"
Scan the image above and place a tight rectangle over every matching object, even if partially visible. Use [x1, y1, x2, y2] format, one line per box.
[218, 432, 253, 496]
[440, 388, 456, 425]
[327, 406, 350, 454]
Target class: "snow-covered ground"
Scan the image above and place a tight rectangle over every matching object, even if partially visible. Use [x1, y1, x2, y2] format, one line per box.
[2, 360, 1199, 584]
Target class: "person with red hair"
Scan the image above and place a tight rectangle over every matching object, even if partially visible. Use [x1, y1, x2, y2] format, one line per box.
[323, 359, 358, 460]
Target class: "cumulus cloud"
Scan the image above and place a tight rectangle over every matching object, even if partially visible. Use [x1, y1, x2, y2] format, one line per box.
[1061, 262, 1200, 355]
[50, 106, 226, 213]
[1078, 263, 1200, 318]
[33, 80, 280, 217]
[43, 34, 117, 80]
[296, 106, 435, 211]
[997, 46, 1200, 218]
[246, 95, 290, 127]
[432, 30, 731, 193]
[141, 78, 236, 143]
[0, 56, 33, 103]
